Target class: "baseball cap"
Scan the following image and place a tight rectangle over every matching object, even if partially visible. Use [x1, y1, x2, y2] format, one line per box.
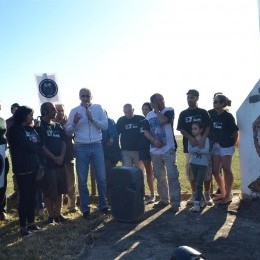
[186, 89, 199, 97]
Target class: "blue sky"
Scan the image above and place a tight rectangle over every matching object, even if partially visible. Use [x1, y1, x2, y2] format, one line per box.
[0, 0, 260, 128]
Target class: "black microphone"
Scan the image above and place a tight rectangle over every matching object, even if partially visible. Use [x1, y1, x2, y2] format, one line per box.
[85, 103, 91, 110]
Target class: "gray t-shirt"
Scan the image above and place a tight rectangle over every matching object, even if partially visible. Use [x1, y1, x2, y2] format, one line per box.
[188, 137, 210, 166]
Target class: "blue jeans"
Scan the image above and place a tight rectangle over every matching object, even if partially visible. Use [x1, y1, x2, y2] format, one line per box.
[75, 143, 107, 213]
[190, 163, 207, 201]
[151, 149, 181, 208]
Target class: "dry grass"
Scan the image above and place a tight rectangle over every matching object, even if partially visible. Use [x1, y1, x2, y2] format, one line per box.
[0, 136, 241, 259]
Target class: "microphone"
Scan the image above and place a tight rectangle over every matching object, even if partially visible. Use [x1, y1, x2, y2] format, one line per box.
[85, 103, 91, 110]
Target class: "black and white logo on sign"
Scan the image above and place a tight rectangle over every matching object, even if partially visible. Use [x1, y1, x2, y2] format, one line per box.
[39, 79, 58, 98]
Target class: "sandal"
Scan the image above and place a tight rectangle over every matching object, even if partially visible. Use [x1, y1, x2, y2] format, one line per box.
[218, 199, 232, 205]
[213, 196, 224, 201]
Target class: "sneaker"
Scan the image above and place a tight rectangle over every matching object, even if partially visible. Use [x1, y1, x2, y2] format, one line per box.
[154, 200, 169, 208]
[67, 207, 78, 213]
[47, 217, 56, 226]
[100, 207, 110, 214]
[83, 211, 90, 219]
[0, 212, 8, 221]
[8, 191, 18, 201]
[192, 201, 200, 212]
[27, 225, 42, 231]
[187, 192, 196, 205]
[171, 206, 180, 213]
[55, 215, 68, 224]
[204, 192, 214, 206]
[146, 195, 156, 204]
[21, 229, 33, 238]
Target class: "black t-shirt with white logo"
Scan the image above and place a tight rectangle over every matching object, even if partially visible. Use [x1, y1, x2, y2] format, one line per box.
[210, 110, 239, 148]
[177, 107, 211, 153]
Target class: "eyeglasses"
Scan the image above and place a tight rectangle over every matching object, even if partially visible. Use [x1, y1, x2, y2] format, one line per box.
[213, 100, 221, 104]
[81, 94, 90, 98]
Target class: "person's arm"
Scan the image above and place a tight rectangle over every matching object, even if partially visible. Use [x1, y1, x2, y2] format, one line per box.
[196, 138, 210, 154]
[197, 126, 210, 148]
[144, 130, 163, 148]
[107, 119, 118, 145]
[188, 142, 200, 153]
[180, 128, 197, 146]
[87, 106, 108, 131]
[55, 140, 66, 165]
[65, 109, 82, 135]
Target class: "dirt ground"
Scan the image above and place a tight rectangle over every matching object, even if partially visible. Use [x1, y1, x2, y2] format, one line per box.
[84, 193, 260, 260]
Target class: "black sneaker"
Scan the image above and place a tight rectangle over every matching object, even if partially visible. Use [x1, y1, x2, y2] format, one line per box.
[55, 215, 68, 224]
[0, 212, 8, 221]
[8, 192, 18, 201]
[47, 217, 56, 226]
[83, 211, 90, 219]
[100, 207, 110, 214]
[21, 229, 33, 238]
[27, 225, 42, 231]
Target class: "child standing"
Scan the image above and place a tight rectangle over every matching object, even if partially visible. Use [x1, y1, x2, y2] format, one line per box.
[188, 122, 210, 212]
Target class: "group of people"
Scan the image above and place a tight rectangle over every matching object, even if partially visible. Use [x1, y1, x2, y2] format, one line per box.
[0, 87, 238, 237]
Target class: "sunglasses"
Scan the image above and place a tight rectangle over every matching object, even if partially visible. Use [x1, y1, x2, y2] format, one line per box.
[81, 94, 91, 98]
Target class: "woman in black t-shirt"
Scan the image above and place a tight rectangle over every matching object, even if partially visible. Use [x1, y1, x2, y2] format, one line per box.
[210, 95, 238, 204]
[9, 106, 43, 237]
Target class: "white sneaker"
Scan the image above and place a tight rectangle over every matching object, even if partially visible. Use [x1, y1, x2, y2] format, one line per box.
[147, 195, 156, 203]
[187, 192, 196, 205]
[204, 191, 213, 206]
[192, 201, 200, 212]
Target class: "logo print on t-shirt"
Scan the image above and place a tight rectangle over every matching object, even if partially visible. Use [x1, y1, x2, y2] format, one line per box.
[185, 115, 202, 123]
[213, 122, 222, 129]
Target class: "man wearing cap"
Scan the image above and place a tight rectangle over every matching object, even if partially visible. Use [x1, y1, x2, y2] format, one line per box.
[177, 90, 213, 206]
[6, 103, 20, 201]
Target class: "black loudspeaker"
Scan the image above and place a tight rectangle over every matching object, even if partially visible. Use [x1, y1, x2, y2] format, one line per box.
[110, 166, 145, 222]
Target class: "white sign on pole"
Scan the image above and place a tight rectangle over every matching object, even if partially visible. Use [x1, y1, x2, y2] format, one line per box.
[35, 73, 61, 104]
[0, 144, 5, 188]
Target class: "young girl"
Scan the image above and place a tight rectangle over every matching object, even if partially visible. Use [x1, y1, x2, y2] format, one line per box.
[188, 122, 210, 212]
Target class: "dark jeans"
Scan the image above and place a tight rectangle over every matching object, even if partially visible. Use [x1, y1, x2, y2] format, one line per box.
[0, 157, 9, 213]
[16, 173, 37, 227]
[190, 163, 207, 201]
[0, 173, 7, 213]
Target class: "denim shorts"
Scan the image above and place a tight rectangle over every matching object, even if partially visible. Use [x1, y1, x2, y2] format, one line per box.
[212, 143, 235, 156]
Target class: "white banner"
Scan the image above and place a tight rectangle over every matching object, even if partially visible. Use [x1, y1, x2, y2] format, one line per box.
[0, 145, 5, 188]
[35, 73, 61, 104]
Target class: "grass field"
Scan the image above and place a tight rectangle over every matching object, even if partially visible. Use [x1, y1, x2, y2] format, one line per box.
[1, 136, 241, 259]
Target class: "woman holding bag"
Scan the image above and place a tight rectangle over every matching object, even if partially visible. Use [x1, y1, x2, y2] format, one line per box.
[9, 106, 43, 237]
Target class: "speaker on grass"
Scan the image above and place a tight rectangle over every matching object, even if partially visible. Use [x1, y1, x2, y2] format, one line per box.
[110, 166, 145, 222]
